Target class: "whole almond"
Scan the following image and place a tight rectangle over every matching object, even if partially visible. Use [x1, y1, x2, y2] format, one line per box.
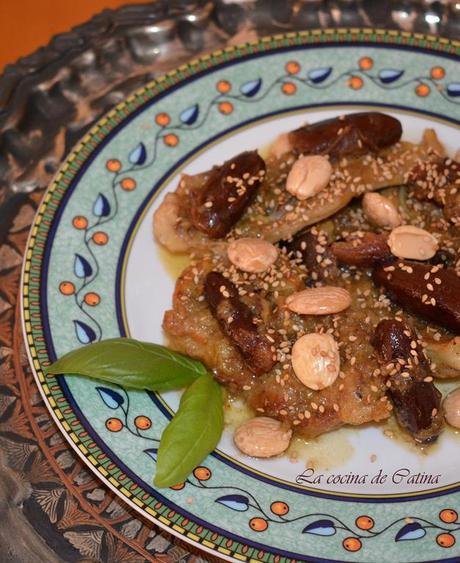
[286, 286, 352, 315]
[234, 417, 292, 457]
[227, 237, 278, 273]
[388, 225, 438, 260]
[286, 155, 332, 200]
[291, 333, 340, 390]
[362, 192, 401, 229]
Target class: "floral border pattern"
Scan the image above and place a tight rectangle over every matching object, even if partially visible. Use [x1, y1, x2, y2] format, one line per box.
[98, 384, 459, 556]
[22, 29, 460, 563]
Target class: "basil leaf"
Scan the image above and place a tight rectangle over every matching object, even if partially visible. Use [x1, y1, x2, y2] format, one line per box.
[46, 338, 207, 391]
[154, 372, 223, 487]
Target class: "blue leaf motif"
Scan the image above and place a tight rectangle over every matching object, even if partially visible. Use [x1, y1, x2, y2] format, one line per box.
[302, 519, 336, 536]
[378, 69, 404, 84]
[129, 142, 147, 165]
[447, 83, 460, 97]
[93, 193, 111, 217]
[96, 386, 124, 409]
[74, 254, 93, 278]
[73, 320, 97, 344]
[144, 448, 158, 461]
[180, 104, 199, 125]
[307, 67, 332, 84]
[240, 78, 262, 98]
[395, 522, 426, 542]
[215, 495, 249, 512]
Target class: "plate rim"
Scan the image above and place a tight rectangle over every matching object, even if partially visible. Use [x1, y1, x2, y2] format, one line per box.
[21, 27, 460, 563]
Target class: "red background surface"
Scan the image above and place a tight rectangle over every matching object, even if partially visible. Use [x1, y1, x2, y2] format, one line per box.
[0, 0, 150, 72]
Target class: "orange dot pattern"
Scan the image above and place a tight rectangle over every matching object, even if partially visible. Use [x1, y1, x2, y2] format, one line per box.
[343, 537, 362, 552]
[134, 415, 152, 430]
[440, 509, 458, 524]
[216, 80, 231, 93]
[59, 281, 75, 295]
[106, 159, 122, 172]
[437, 533, 456, 548]
[431, 66, 445, 80]
[355, 515, 374, 530]
[416, 83, 431, 97]
[219, 101, 233, 115]
[72, 216, 88, 230]
[359, 57, 374, 70]
[92, 231, 109, 245]
[84, 292, 100, 306]
[164, 133, 179, 147]
[121, 177, 137, 191]
[285, 61, 300, 74]
[170, 482, 185, 491]
[193, 467, 211, 481]
[270, 501, 289, 516]
[249, 518, 268, 532]
[282, 82, 297, 95]
[349, 76, 363, 90]
[155, 113, 171, 126]
[106, 418, 123, 432]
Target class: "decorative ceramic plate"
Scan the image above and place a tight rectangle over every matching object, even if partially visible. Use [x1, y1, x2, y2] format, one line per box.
[22, 29, 460, 563]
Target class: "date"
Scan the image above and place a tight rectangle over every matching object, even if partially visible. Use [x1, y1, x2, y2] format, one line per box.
[331, 232, 394, 267]
[372, 319, 443, 444]
[190, 151, 266, 238]
[288, 112, 402, 159]
[204, 271, 276, 375]
[373, 261, 460, 332]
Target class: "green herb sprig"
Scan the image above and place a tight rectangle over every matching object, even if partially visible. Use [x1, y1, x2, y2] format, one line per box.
[46, 338, 224, 487]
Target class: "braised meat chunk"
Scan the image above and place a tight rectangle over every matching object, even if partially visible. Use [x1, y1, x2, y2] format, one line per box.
[163, 248, 392, 440]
